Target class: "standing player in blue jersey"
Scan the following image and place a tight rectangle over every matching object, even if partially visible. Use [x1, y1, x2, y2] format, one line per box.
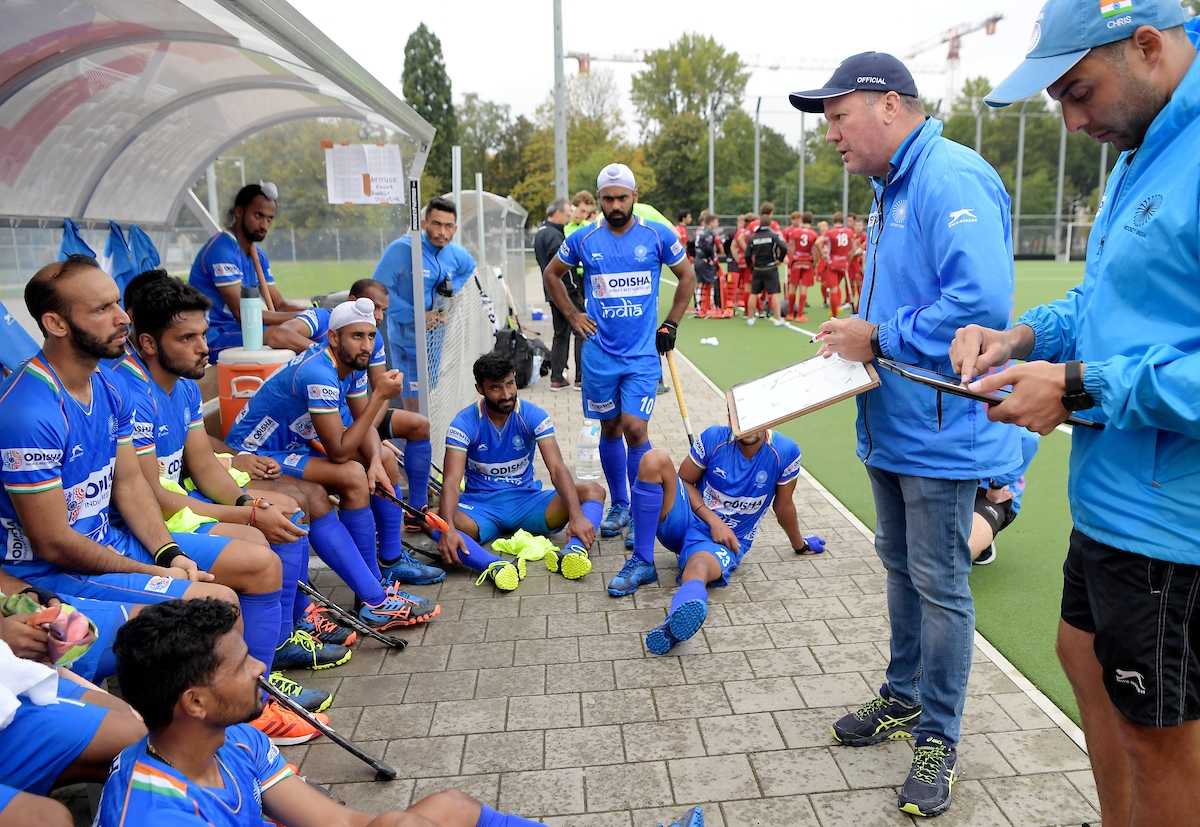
[372, 196, 476, 413]
[267, 278, 435, 531]
[542, 164, 697, 553]
[226, 299, 442, 628]
[187, 184, 308, 358]
[611, 422, 825, 654]
[433, 352, 606, 591]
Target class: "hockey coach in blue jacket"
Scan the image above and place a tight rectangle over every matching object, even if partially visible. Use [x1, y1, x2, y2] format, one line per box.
[792, 52, 1021, 818]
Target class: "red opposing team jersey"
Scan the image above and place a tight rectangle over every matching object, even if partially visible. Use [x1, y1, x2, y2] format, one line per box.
[745, 219, 782, 235]
[824, 226, 854, 268]
[791, 227, 819, 264]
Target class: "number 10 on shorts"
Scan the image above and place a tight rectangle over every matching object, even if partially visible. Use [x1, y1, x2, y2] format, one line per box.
[640, 396, 655, 416]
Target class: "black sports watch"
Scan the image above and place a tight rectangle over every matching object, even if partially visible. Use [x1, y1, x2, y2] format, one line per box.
[1061, 360, 1095, 412]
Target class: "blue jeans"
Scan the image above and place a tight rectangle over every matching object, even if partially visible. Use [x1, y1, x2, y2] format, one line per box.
[867, 467, 977, 746]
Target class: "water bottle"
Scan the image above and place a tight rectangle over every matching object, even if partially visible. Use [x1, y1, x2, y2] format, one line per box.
[240, 286, 263, 351]
[576, 419, 602, 480]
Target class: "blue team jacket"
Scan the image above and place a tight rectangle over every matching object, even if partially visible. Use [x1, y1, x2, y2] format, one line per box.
[1020, 55, 1200, 565]
[859, 117, 1020, 480]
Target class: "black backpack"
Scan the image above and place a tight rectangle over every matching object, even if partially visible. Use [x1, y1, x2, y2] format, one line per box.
[494, 328, 550, 388]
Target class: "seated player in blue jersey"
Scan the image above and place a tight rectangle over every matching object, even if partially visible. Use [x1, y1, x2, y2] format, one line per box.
[187, 183, 307, 358]
[434, 352, 606, 591]
[266, 278, 436, 535]
[226, 299, 442, 629]
[0, 256, 329, 744]
[610, 422, 826, 655]
[542, 164, 696, 554]
[99, 597, 705, 827]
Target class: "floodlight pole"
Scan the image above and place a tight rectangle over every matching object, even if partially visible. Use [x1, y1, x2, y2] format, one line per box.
[707, 105, 715, 215]
[552, 0, 568, 201]
[1013, 100, 1029, 255]
[452, 146, 463, 218]
[974, 97, 983, 154]
[753, 97, 761, 212]
[1054, 115, 1067, 260]
[475, 173, 487, 273]
[798, 112, 806, 212]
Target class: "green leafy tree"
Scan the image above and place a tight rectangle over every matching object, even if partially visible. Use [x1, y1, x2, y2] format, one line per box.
[641, 113, 706, 217]
[457, 93, 512, 185]
[630, 34, 749, 134]
[403, 23, 455, 195]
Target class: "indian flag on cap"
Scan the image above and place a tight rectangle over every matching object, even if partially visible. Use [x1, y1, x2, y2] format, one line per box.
[1100, 0, 1133, 18]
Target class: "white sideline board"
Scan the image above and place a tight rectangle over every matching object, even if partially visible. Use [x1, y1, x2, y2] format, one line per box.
[322, 141, 405, 205]
[727, 354, 880, 437]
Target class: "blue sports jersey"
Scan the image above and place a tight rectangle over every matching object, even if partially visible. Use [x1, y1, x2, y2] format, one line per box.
[188, 230, 276, 349]
[445, 398, 555, 494]
[294, 307, 387, 369]
[556, 216, 685, 359]
[225, 344, 366, 455]
[688, 426, 802, 552]
[0, 353, 133, 570]
[110, 352, 204, 484]
[96, 724, 293, 827]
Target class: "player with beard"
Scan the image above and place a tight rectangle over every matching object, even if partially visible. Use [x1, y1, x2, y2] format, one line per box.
[225, 300, 442, 632]
[542, 164, 695, 559]
[188, 184, 308, 359]
[612, 420, 825, 654]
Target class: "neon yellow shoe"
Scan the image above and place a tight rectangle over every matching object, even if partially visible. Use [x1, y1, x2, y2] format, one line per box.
[546, 543, 592, 579]
[476, 559, 522, 591]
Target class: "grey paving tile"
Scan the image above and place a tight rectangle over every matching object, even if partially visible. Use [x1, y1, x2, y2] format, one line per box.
[745, 646, 822, 679]
[300, 739, 388, 783]
[543, 813, 633, 827]
[810, 787, 916, 826]
[499, 767, 586, 816]
[632, 805, 726, 827]
[581, 688, 658, 726]
[679, 651, 754, 684]
[382, 735, 464, 778]
[519, 593, 579, 617]
[446, 640, 516, 670]
[379, 644, 450, 675]
[545, 660, 615, 694]
[420, 619, 487, 646]
[699, 711, 786, 755]
[484, 616, 548, 642]
[622, 718, 706, 762]
[829, 740, 913, 788]
[783, 596, 852, 622]
[333, 673, 409, 707]
[459, 597, 521, 619]
[992, 691, 1058, 730]
[765, 620, 838, 648]
[743, 581, 808, 602]
[355, 701, 435, 740]
[989, 728, 1092, 774]
[1064, 768, 1101, 812]
[548, 611, 609, 638]
[982, 773, 1099, 826]
[578, 632, 646, 662]
[966, 661, 1021, 695]
[614, 657, 686, 689]
[751, 747, 849, 796]
[328, 779, 415, 813]
[774, 708, 846, 749]
[506, 693, 580, 731]
[960, 694, 1020, 736]
[584, 761, 673, 812]
[797, 576, 865, 599]
[702, 623, 775, 652]
[724, 600, 792, 625]
[410, 773, 500, 808]
[653, 683, 732, 720]
[606, 607, 668, 634]
[837, 593, 890, 617]
[429, 697, 508, 736]
[958, 733, 1018, 779]
[545, 725, 624, 769]
[404, 669, 477, 702]
[794, 672, 875, 708]
[827, 615, 892, 644]
[462, 730, 544, 774]
[724, 676, 806, 713]
[670, 754, 760, 802]
[720, 794, 821, 827]
[514, 636, 579, 666]
[810, 641, 890, 673]
[475, 665, 546, 699]
[849, 573, 888, 594]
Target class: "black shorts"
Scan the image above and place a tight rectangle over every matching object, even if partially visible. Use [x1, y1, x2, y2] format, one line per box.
[750, 268, 781, 295]
[973, 489, 1016, 536]
[1061, 529, 1200, 727]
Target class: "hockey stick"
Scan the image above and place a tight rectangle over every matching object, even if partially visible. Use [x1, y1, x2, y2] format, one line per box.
[665, 351, 695, 447]
[259, 676, 397, 780]
[373, 483, 450, 533]
[297, 581, 407, 650]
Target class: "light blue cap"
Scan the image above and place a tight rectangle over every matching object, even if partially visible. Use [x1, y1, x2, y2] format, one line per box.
[986, 0, 1188, 106]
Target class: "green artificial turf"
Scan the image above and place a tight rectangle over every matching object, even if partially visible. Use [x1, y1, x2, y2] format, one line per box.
[270, 259, 378, 300]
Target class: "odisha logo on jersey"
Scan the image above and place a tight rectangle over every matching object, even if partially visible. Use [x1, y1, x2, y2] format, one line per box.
[1132, 194, 1162, 227]
[3, 448, 63, 472]
[243, 416, 279, 449]
[447, 426, 469, 446]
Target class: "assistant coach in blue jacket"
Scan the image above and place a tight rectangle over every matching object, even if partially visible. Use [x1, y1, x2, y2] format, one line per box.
[955, 2, 1199, 825]
[792, 53, 1020, 818]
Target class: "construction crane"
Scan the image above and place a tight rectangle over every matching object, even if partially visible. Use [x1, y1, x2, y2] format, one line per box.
[566, 51, 943, 76]
[905, 14, 1003, 113]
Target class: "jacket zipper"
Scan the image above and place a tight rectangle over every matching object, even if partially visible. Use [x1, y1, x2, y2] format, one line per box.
[936, 390, 943, 431]
[861, 178, 892, 464]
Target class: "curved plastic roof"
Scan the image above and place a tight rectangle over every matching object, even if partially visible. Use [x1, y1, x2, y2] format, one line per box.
[0, 0, 434, 229]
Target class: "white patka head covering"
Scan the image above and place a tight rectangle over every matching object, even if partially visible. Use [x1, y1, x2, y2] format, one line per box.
[596, 163, 636, 192]
[329, 297, 376, 330]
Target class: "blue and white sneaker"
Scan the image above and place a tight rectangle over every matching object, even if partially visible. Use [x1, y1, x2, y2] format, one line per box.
[272, 630, 351, 671]
[661, 806, 704, 827]
[646, 598, 708, 655]
[607, 556, 657, 597]
[267, 671, 332, 713]
[898, 736, 958, 817]
[624, 520, 636, 550]
[599, 503, 631, 537]
[379, 548, 446, 586]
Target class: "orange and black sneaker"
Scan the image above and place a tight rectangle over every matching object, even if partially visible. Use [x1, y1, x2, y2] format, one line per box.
[251, 699, 327, 746]
[357, 581, 441, 631]
[295, 602, 357, 647]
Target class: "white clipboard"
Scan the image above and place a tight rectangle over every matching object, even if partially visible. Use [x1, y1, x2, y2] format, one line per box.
[727, 354, 880, 437]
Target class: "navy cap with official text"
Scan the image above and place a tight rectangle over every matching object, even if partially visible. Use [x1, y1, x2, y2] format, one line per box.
[986, 0, 1188, 107]
[789, 52, 919, 113]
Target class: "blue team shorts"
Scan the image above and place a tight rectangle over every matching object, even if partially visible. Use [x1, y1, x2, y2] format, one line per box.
[580, 343, 660, 421]
[388, 324, 421, 400]
[0, 681, 107, 795]
[255, 449, 314, 477]
[458, 488, 557, 545]
[655, 478, 742, 588]
[61, 595, 134, 683]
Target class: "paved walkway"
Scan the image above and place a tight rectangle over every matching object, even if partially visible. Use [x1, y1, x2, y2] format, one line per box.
[280, 296, 1102, 827]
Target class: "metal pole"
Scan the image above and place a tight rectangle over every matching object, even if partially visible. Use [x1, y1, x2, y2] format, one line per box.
[753, 97, 761, 212]
[1098, 141, 1109, 197]
[842, 164, 849, 217]
[475, 173, 487, 274]
[798, 112, 806, 212]
[1054, 115, 1068, 260]
[552, 0, 568, 201]
[452, 145, 463, 246]
[290, 228, 296, 263]
[707, 106, 715, 215]
[1014, 101, 1028, 255]
[206, 163, 219, 222]
[974, 98, 983, 154]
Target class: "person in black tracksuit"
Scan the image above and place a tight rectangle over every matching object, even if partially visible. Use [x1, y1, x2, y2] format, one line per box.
[533, 198, 584, 389]
[746, 212, 788, 326]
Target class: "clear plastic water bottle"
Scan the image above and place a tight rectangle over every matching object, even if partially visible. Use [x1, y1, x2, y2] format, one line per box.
[239, 286, 263, 351]
[576, 419, 601, 480]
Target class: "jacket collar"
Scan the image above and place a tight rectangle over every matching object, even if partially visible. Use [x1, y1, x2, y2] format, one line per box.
[873, 116, 941, 189]
[1131, 51, 1200, 167]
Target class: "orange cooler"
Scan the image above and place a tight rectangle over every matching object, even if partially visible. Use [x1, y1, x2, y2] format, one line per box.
[216, 347, 295, 436]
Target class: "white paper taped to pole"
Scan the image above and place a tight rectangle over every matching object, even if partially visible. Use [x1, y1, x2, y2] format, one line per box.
[323, 142, 405, 205]
[727, 354, 880, 436]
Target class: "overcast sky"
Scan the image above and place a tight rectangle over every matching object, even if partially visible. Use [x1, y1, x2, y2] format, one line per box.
[289, 0, 1051, 145]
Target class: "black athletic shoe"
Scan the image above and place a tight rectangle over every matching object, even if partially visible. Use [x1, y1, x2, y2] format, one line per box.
[973, 543, 996, 565]
[831, 688, 922, 746]
[898, 736, 957, 817]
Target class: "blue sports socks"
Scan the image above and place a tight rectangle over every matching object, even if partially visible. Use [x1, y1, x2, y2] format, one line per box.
[339, 505, 382, 579]
[307, 511, 387, 604]
[565, 499, 605, 549]
[599, 435, 628, 508]
[237, 589, 282, 672]
[671, 578, 709, 615]
[370, 495, 404, 565]
[476, 805, 544, 827]
[630, 479, 663, 564]
[272, 537, 306, 646]
[626, 440, 652, 500]
[404, 437, 433, 511]
[430, 529, 502, 573]
[294, 533, 311, 624]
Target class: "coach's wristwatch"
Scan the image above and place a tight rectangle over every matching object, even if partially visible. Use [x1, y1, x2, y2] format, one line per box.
[1061, 360, 1095, 412]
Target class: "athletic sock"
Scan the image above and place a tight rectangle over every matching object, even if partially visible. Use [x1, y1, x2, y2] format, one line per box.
[308, 512, 387, 604]
[272, 538, 305, 647]
[339, 505, 381, 579]
[626, 441, 651, 496]
[475, 805, 544, 827]
[630, 479, 663, 565]
[403, 437, 433, 510]
[564, 500, 605, 549]
[670, 578, 709, 614]
[599, 435, 628, 508]
[430, 529, 501, 573]
[370, 495, 404, 565]
[239, 589, 282, 669]
[294, 535, 311, 625]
